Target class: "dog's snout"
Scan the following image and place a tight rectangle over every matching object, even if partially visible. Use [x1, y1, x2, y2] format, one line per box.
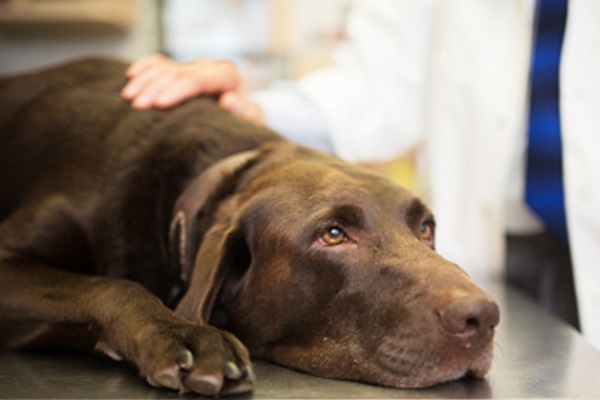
[436, 293, 500, 348]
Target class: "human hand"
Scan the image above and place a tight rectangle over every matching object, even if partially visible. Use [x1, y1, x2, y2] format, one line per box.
[121, 54, 265, 125]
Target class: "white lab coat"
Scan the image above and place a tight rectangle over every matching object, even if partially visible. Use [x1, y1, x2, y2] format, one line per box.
[255, 0, 600, 349]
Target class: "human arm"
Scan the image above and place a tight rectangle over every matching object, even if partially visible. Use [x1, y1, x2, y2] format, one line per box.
[260, 0, 436, 162]
[122, 0, 435, 162]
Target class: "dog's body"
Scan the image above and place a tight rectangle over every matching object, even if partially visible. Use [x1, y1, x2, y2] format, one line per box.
[0, 59, 499, 395]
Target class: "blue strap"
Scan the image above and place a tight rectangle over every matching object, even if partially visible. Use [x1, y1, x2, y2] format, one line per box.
[525, 0, 569, 243]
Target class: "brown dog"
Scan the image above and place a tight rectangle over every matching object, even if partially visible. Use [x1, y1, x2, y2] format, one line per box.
[0, 59, 499, 395]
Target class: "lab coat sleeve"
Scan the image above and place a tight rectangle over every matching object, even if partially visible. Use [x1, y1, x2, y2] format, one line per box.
[254, 0, 435, 163]
[252, 83, 335, 154]
[561, 0, 600, 350]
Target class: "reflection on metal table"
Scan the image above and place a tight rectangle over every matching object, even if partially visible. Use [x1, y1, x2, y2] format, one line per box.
[1, 281, 599, 399]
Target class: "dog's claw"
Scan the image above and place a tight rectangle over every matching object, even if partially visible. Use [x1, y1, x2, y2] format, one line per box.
[221, 364, 255, 395]
[177, 349, 194, 371]
[244, 365, 256, 382]
[133, 324, 253, 395]
[224, 361, 242, 380]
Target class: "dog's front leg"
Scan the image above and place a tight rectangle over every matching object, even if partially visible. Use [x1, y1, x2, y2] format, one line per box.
[0, 252, 254, 396]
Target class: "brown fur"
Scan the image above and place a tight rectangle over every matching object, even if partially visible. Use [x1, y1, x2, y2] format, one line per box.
[0, 59, 499, 395]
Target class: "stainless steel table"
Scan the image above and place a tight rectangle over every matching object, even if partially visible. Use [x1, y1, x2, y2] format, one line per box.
[1, 281, 600, 399]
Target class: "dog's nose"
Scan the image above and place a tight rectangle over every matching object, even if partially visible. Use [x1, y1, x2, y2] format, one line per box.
[436, 293, 500, 348]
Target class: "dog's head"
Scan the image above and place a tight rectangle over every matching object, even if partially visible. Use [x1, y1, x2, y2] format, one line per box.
[173, 142, 499, 389]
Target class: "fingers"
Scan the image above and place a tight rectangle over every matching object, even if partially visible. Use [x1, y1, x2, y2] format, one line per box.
[153, 60, 241, 109]
[219, 91, 266, 126]
[122, 55, 243, 110]
[121, 54, 174, 107]
[124, 53, 168, 78]
[121, 55, 265, 127]
[126, 68, 180, 110]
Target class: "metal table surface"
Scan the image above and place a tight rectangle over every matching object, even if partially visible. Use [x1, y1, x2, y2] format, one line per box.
[1, 281, 600, 399]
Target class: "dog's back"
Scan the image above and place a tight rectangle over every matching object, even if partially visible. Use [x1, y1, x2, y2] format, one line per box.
[0, 58, 282, 300]
[0, 59, 280, 220]
[0, 59, 500, 395]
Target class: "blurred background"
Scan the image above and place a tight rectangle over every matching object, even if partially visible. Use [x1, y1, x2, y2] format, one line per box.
[0, 0, 352, 83]
[0, 0, 415, 187]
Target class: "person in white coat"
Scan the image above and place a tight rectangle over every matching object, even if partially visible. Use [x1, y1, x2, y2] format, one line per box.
[121, 0, 600, 349]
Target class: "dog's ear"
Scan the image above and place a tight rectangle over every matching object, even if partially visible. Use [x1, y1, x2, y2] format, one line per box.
[175, 213, 250, 323]
[170, 150, 259, 323]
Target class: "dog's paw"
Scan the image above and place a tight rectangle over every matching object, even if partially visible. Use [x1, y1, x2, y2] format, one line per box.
[136, 323, 254, 396]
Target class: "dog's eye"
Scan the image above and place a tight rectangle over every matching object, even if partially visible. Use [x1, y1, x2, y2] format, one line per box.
[419, 220, 435, 245]
[320, 226, 347, 246]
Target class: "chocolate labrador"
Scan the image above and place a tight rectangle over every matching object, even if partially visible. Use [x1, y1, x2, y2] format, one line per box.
[0, 59, 499, 396]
